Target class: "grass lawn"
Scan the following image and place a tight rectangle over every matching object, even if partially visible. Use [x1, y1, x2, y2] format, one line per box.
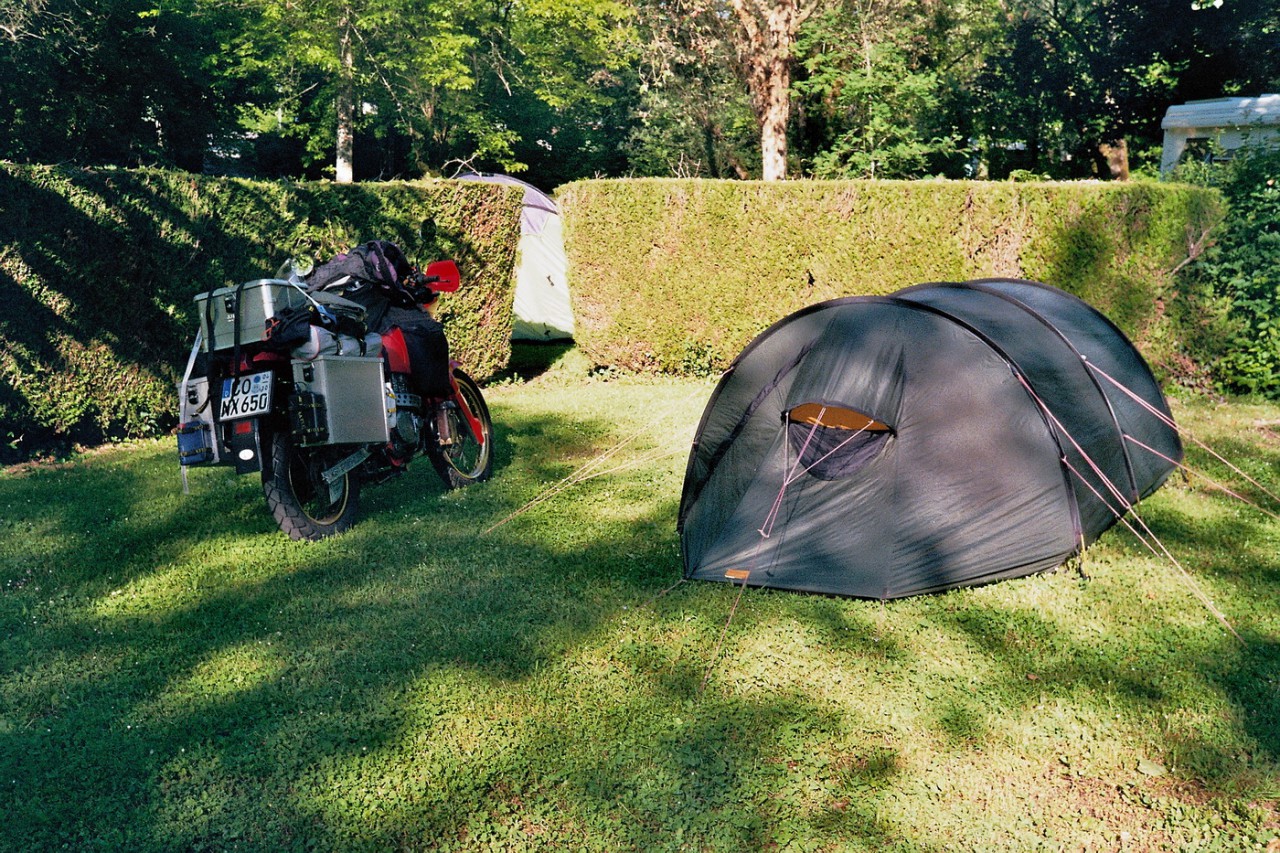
[1, 346, 1278, 851]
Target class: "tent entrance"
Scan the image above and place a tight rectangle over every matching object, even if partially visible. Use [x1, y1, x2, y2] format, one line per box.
[786, 403, 891, 481]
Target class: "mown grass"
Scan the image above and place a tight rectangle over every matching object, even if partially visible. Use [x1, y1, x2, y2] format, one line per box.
[1, 349, 1278, 851]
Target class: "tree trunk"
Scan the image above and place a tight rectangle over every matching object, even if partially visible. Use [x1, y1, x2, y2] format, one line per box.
[759, 62, 790, 181]
[335, 13, 355, 184]
[731, 0, 810, 181]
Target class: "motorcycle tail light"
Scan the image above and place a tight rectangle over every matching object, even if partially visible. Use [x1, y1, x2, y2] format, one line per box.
[234, 419, 254, 435]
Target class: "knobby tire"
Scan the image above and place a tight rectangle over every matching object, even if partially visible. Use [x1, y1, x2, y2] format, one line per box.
[262, 432, 361, 541]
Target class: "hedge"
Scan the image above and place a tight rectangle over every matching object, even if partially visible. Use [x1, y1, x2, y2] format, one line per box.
[0, 165, 522, 455]
[558, 178, 1225, 377]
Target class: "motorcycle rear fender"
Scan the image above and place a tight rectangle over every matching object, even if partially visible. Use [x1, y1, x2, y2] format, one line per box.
[227, 416, 264, 474]
[238, 350, 289, 374]
[447, 363, 485, 447]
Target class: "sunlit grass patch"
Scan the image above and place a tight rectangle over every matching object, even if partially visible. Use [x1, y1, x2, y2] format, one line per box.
[0, 370, 1277, 851]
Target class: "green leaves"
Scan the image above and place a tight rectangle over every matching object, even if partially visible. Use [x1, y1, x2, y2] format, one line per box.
[793, 1, 979, 180]
[214, 0, 636, 177]
[1183, 149, 1280, 398]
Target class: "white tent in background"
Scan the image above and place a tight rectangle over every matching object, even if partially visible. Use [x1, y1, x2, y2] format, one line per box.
[457, 172, 574, 341]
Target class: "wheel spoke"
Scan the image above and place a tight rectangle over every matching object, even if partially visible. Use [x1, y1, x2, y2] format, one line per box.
[428, 371, 493, 489]
[265, 433, 360, 540]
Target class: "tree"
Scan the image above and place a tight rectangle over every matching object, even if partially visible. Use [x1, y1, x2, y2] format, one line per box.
[970, 0, 1280, 179]
[336, 8, 355, 182]
[1, 0, 53, 41]
[793, 0, 1001, 178]
[629, 0, 757, 177]
[728, 0, 820, 180]
[0, 0, 231, 170]
[635, 0, 821, 181]
[218, 0, 634, 182]
[218, 0, 418, 181]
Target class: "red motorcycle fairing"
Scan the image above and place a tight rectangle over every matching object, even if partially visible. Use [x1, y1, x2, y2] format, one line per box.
[381, 327, 412, 374]
[382, 329, 484, 447]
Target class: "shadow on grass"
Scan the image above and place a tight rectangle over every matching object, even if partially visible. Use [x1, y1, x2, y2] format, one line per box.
[0, 403, 929, 852]
[0, 392, 1275, 851]
[493, 340, 578, 383]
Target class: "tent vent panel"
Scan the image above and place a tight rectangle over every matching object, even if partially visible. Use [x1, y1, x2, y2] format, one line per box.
[786, 403, 891, 481]
[788, 402, 891, 433]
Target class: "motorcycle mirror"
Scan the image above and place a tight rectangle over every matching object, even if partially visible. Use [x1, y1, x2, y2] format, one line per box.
[424, 259, 460, 293]
[276, 256, 314, 282]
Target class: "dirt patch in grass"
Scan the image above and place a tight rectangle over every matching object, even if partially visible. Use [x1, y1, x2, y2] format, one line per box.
[1020, 764, 1280, 851]
[1253, 420, 1280, 445]
[1050, 773, 1176, 849]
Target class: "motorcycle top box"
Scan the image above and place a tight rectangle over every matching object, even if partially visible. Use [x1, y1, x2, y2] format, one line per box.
[194, 279, 310, 352]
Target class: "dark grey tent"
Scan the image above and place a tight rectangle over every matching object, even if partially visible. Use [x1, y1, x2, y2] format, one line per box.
[679, 278, 1182, 599]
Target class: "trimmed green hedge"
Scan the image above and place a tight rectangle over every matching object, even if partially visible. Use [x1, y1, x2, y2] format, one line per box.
[0, 165, 522, 454]
[558, 178, 1225, 377]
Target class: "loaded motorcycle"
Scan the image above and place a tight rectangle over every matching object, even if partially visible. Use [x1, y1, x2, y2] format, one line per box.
[176, 249, 493, 541]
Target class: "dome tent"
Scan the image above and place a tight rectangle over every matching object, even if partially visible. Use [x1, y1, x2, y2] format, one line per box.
[456, 172, 574, 341]
[678, 279, 1181, 599]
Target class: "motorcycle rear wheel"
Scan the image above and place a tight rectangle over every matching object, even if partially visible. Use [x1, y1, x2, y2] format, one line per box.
[263, 432, 361, 541]
[427, 370, 494, 490]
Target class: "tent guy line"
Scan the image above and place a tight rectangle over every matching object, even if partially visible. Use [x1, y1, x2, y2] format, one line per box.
[1015, 368, 1242, 641]
[760, 406, 826, 538]
[482, 381, 711, 536]
[1123, 434, 1280, 523]
[1085, 361, 1280, 512]
[1058, 451, 1243, 644]
[760, 413, 877, 539]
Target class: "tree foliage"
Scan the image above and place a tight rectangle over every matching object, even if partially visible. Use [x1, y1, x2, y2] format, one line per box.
[627, 0, 759, 178]
[625, 0, 824, 180]
[0, 0, 233, 170]
[794, 0, 1002, 178]
[0, 0, 1277, 185]
[211, 0, 635, 181]
[971, 0, 1280, 178]
[1180, 149, 1280, 397]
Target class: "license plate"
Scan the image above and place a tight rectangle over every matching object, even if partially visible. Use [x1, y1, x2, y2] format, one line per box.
[220, 371, 274, 420]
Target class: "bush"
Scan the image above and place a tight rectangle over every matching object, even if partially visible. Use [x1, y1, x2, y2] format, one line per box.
[1175, 149, 1280, 398]
[0, 166, 522, 457]
[558, 178, 1224, 378]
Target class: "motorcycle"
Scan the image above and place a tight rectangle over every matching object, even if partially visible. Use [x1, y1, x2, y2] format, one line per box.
[176, 255, 494, 541]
